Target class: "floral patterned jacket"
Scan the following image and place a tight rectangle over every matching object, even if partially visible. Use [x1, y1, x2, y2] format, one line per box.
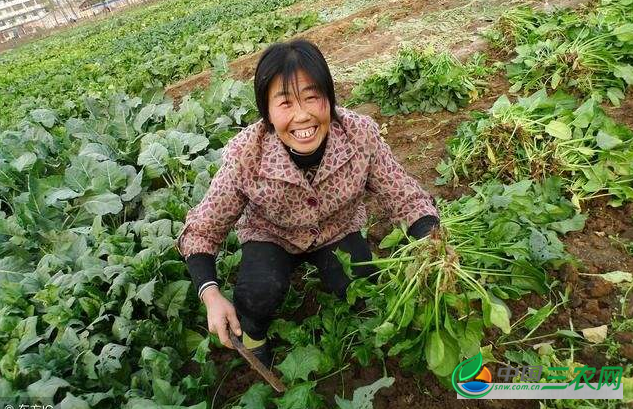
[175, 106, 438, 259]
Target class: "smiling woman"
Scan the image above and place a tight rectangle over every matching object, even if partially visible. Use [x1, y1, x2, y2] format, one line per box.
[268, 70, 331, 154]
[176, 38, 440, 368]
[255, 39, 340, 155]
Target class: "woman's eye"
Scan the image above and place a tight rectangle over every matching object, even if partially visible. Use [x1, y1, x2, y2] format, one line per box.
[280, 100, 291, 107]
[306, 95, 317, 101]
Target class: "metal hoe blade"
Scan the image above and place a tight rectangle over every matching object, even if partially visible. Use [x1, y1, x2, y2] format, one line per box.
[229, 332, 287, 393]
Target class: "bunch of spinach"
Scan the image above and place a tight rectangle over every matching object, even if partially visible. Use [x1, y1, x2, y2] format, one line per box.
[349, 48, 492, 115]
[486, 0, 633, 104]
[339, 177, 584, 378]
[435, 89, 633, 207]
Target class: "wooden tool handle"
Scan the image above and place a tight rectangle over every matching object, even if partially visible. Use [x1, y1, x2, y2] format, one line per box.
[229, 331, 287, 393]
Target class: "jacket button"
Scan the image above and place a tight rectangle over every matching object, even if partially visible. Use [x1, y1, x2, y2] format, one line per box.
[309, 228, 320, 236]
[306, 197, 318, 207]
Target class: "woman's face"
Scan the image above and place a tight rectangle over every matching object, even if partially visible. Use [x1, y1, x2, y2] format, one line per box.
[267, 69, 331, 154]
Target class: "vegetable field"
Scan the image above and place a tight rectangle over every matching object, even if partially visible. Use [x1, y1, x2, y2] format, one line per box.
[1, 0, 633, 408]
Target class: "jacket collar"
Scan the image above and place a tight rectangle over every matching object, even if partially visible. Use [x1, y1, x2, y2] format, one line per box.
[312, 120, 355, 185]
[258, 119, 356, 189]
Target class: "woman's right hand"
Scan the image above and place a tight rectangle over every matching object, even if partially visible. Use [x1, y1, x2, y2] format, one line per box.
[201, 286, 242, 349]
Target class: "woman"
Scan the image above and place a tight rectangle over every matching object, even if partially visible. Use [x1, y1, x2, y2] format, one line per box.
[176, 39, 439, 367]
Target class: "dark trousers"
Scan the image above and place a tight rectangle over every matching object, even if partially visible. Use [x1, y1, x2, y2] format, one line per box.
[233, 231, 376, 340]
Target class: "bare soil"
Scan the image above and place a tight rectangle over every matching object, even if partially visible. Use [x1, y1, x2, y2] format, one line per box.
[165, 71, 212, 107]
[227, 0, 440, 80]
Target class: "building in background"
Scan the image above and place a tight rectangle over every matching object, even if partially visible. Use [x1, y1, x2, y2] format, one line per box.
[0, 0, 49, 41]
[0, 0, 143, 44]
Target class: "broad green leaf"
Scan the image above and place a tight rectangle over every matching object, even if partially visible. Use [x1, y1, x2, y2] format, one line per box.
[141, 347, 173, 381]
[79, 143, 115, 161]
[529, 229, 556, 262]
[508, 81, 523, 94]
[596, 130, 622, 150]
[65, 156, 100, 193]
[93, 160, 128, 193]
[122, 168, 144, 202]
[112, 316, 133, 342]
[379, 227, 404, 249]
[273, 382, 322, 409]
[333, 248, 352, 278]
[545, 120, 571, 140]
[457, 319, 484, 357]
[82, 351, 99, 380]
[11, 152, 37, 172]
[488, 296, 511, 334]
[44, 187, 81, 205]
[192, 170, 211, 203]
[79, 297, 100, 320]
[60, 393, 90, 409]
[276, 345, 323, 383]
[183, 132, 209, 154]
[572, 99, 596, 129]
[607, 88, 625, 106]
[334, 376, 394, 409]
[30, 108, 56, 128]
[614, 24, 633, 42]
[387, 337, 418, 357]
[27, 375, 70, 398]
[136, 278, 157, 305]
[184, 330, 204, 355]
[551, 70, 561, 89]
[614, 65, 633, 85]
[96, 343, 128, 375]
[82, 192, 123, 216]
[16, 316, 41, 353]
[153, 378, 185, 405]
[547, 213, 587, 234]
[373, 321, 395, 347]
[193, 337, 210, 364]
[237, 383, 273, 409]
[164, 131, 186, 156]
[427, 331, 460, 377]
[134, 104, 156, 132]
[156, 280, 190, 318]
[480, 345, 496, 364]
[425, 331, 445, 370]
[138, 142, 169, 178]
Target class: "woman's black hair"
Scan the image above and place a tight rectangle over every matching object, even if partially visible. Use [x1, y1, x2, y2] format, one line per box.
[254, 39, 339, 133]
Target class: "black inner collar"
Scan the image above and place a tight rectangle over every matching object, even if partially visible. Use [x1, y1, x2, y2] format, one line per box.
[284, 135, 327, 169]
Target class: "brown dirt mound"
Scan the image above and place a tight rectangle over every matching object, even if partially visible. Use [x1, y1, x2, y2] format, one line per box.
[164, 71, 212, 108]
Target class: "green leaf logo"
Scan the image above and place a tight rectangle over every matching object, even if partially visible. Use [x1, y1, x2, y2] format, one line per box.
[457, 353, 482, 382]
[451, 352, 493, 399]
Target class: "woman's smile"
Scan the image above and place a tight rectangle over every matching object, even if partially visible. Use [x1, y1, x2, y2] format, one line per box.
[290, 125, 318, 141]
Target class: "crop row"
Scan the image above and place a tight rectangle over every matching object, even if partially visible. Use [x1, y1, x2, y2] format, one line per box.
[0, 0, 316, 129]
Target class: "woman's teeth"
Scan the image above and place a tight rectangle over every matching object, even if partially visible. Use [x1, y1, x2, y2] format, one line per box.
[292, 126, 317, 140]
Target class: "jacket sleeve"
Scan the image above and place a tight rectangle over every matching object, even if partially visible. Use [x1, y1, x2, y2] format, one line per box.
[365, 118, 439, 228]
[175, 139, 248, 260]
